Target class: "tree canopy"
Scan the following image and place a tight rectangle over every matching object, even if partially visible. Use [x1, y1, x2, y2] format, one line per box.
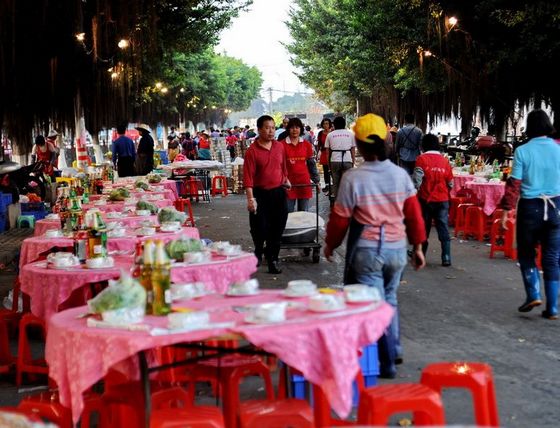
[286, 0, 560, 136]
[0, 0, 255, 152]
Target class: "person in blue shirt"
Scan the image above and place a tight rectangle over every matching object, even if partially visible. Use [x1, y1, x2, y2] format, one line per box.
[112, 123, 136, 177]
[500, 109, 560, 320]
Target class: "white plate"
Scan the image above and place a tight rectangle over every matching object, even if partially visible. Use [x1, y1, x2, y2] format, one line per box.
[226, 290, 260, 297]
[244, 315, 285, 324]
[308, 304, 346, 313]
[282, 289, 318, 298]
[86, 259, 115, 269]
[345, 295, 380, 304]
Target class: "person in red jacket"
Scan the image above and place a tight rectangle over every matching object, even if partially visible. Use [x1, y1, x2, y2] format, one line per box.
[413, 134, 454, 266]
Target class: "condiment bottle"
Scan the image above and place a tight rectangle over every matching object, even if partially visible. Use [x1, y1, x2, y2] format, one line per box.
[141, 240, 155, 314]
[151, 240, 171, 316]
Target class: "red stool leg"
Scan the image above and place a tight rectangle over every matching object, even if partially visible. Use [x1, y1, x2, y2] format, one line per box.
[16, 314, 48, 386]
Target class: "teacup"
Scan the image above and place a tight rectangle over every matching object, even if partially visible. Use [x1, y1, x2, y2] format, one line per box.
[168, 311, 210, 330]
[287, 280, 317, 295]
[183, 251, 211, 264]
[343, 284, 381, 302]
[248, 303, 286, 323]
[309, 294, 345, 312]
[228, 279, 259, 295]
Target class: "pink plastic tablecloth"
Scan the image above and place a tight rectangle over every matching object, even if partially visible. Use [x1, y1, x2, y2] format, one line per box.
[105, 179, 179, 200]
[46, 290, 393, 423]
[82, 199, 172, 213]
[20, 252, 256, 320]
[464, 181, 505, 216]
[450, 174, 477, 197]
[34, 214, 160, 237]
[20, 227, 200, 269]
[89, 189, 176, 202]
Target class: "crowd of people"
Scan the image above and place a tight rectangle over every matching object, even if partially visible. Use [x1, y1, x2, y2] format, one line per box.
[242, 109, 560, 379]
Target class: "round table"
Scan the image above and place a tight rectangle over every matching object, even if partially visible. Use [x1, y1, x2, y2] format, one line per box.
[464, 181, 505, 216]
[450, 174, 477, 197]
[20, 227, 200, 269]
[45, 290, 393, 424]
[20, 252, 256, 320]
[34, 214, 160, 237]
[82, 199, 173, 213]
[90, 189, 176, 202]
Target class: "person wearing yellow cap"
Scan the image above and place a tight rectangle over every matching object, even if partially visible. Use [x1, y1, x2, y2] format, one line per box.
[324, 113, 426, 378]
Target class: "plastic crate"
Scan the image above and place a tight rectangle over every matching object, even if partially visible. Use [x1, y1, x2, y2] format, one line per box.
[290, 343, 379, 407]
[21, 211, 48, 221]
[0, 192, 13, 212]
[291, 373, 377, 406]
[20, 202, 46, 212]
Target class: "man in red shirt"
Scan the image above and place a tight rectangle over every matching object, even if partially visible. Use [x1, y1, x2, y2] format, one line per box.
[244, 115, 291, 273]
[413, 134, 454, 266]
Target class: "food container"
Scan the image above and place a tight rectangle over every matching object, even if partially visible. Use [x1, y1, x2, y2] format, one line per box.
[102, 306, 145, 325]
[170, 282, 207, 300]
[227, 279, 259, 296]
[343, 284, 381, 303]
[168, 311, 210, 330]
[246, 302, 287, 323]
[86, 256, 114, 269]
[308, 294, 346, 312]
[183, 251, 212, 264]
[285, 280, 317, 297]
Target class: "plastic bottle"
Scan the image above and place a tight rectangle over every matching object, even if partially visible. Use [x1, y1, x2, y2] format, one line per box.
[151, 240, 171, 316]
[131, 241, 144, 279]
[141, 240, 155, 315]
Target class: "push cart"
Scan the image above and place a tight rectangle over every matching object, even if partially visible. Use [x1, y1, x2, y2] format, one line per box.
[280, 183, 324, 263]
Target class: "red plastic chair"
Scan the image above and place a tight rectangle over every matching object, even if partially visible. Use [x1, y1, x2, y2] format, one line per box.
[151, 407, 225, 428]
[211, 175, 228, 197]
[448, 196, 466, 226]
[182, 354, 275, 428]
[80, 393, 111, 428]
[489, 219, 514, 259]
[463, 206, 486, 241]
[0, 406, 43, 422]
[238, 398, 314, 428]
[0, 319, 15, 374]
[454, 203, 475, 238]
[420, 362, 500, 427]
[357, 383, 445, 426]
[174, 198, 196, 227]
[180, 177, 202, 202]
[17, 390, 73, 428]
[16, 314, 48, 386]
[0, 277, 26, 336]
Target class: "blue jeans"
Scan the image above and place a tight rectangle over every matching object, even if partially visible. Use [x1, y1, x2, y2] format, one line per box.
[420, 200, 450, 243]
[517, 197, 560, 281]
[350, 246, 407, 374]
[287, 198, 310, 213]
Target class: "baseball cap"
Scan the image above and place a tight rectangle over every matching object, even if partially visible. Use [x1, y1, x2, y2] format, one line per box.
[353, 113, 387, 143]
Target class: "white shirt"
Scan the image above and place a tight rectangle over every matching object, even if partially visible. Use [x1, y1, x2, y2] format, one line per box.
[325, 129, 355, 162]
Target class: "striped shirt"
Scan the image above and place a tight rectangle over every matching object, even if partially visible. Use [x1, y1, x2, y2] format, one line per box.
[333, 160, 417, 248]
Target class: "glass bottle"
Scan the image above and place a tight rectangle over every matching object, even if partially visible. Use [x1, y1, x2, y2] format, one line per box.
[151, 240, 171, 316]
[131, 241, 144, 279]
[88, 212, 107, 258]
[469, 158, 475, 175]
[141, 240, 155, 315]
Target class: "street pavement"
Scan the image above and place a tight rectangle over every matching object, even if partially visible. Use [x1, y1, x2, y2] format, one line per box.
[0, 193, 558, 426]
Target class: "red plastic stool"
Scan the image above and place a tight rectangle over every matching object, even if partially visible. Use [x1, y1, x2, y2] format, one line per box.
[357, 383, 445, 426]
[420, 362, 499, 427]
[180, 177, 202, 202]
[183, 354, 275, 428]
[16, 314, 48, 386]
[239, 398, 314, 428]
[174, 198, 196, 227]
[463, 206, 486, 241]
[454, 203, 475, 238]
[0, 278, 25, 335]
[18, 390, 73, 428]
[489, 219, 514, 258]
[0, 406, 43, 422]
[449, 197, 466, 226]
[0, 319, 15, 374]
[151, 407, 225, 428]
[211, 175, 228, 197]
[80, 393, 110, 428]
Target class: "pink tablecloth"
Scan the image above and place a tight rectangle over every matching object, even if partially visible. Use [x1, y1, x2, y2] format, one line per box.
[90, 189, 176, 202]
[107, 178, 179, 200]
[450, 174, 476, 197]
[82, 199, 172, 213]
[46, 290, 393, 423]
[34, 214, 160, 237]
[464, 181, 505, 216]
[20, 227, 200, 269]
[20, 252, 255, 320]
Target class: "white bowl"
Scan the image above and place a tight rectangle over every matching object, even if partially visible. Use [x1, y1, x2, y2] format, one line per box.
[168, 311, 210, 330]
[136, 210, 151, 217]
[308, 294, 346, 312]
[227, 279, 259, 296]
[102, 306, 145, 325]
[86, 257, 114, 269]
[183, 251, 211, 264]
[285, 280, 317, 297]
[344, 284, 381, 303]
[45, 229, 63, 238]
[171, 282, 207, 300]
[246, 303, 287, 323]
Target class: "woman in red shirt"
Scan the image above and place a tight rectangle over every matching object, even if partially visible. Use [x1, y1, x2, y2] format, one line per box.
[317, 118, 332, 193]
[282, 118, 319, 212]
